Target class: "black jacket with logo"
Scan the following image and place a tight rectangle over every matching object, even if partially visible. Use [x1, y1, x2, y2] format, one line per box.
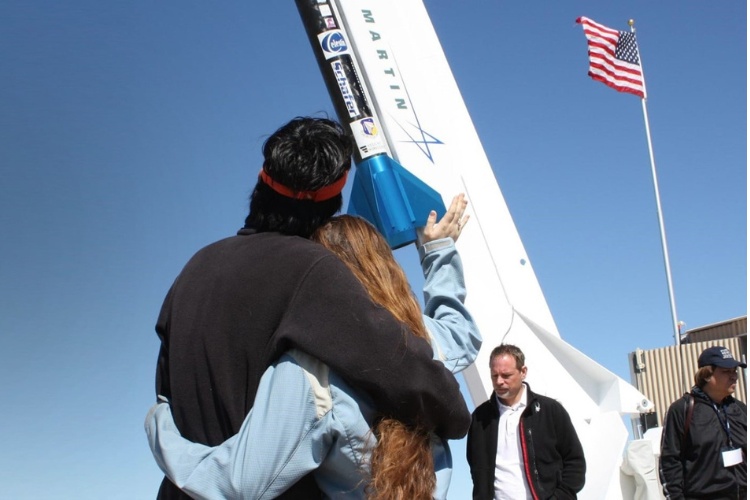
[659, 387, 747, 499]
[467, 383, 586, 500]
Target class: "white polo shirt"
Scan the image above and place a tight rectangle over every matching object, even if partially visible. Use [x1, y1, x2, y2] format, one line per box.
[493, 385, 532, 500]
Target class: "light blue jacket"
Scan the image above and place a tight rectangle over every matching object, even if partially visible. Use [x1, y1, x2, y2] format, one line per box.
[145, 238, 481, 499]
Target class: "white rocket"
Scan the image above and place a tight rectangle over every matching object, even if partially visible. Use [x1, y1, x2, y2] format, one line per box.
[294, 1, 653, 498]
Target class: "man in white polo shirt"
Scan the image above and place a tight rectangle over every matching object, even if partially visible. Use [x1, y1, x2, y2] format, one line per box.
[467, 344, 586, 499]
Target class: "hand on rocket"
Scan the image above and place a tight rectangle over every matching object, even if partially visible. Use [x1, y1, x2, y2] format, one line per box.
[422, 194, 469, 244]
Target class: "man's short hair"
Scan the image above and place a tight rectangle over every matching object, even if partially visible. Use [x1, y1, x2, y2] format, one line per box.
[489, 344, 525, 370]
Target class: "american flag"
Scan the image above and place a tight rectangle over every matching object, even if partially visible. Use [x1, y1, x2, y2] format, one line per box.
[576, 17, 645, 98]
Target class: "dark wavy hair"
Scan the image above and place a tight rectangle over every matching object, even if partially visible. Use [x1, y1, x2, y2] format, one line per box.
[244, 117, 353, 237]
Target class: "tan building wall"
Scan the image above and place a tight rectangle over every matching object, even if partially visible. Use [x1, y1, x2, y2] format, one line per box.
[683, 316, 747, 344]
[629, 335, 747, 430]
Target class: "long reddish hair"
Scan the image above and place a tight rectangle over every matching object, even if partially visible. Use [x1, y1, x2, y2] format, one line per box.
[312, 215, 436, 500]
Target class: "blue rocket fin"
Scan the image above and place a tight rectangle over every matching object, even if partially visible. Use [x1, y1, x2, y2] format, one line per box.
[348, 155, 445, 249]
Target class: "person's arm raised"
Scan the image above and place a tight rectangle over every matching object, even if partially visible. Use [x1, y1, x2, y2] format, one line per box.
[417, 194, 481, 373]
[419, 193, 469, 246]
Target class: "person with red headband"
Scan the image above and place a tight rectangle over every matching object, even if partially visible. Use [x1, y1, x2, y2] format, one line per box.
[146, 200, 479, 499]
[153, 116, 470, 499]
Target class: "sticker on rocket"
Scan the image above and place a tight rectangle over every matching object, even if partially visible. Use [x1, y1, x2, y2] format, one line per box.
[331, 60, 359, 118]
[318, 30, 350, 60]
[317, 4, 333, 17]
[350, 118, 388, 159]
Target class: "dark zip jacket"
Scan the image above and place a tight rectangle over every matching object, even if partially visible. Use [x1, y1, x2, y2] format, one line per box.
[467, 383, 586, 500]
[155, 230, 470, 499]
[659, 387, 747, 500]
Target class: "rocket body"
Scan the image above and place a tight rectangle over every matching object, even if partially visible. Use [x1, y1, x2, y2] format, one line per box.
[295, 0, 444, 248]
[293, 2, 653, 498]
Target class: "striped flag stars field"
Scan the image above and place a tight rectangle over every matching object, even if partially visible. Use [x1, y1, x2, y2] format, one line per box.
[576, 16, 646, 98]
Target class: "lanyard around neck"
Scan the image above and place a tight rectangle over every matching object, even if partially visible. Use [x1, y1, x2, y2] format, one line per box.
[710, 401, 733, 447]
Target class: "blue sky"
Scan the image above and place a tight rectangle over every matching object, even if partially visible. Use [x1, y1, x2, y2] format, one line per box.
[0, 1, 745, 498]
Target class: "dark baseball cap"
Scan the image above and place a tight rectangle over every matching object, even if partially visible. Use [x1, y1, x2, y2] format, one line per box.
[698, 346, 747, 369]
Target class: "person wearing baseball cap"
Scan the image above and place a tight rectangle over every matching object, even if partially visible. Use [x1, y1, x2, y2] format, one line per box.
[659, 345, 747, 499]
[699, 346, 748, 370]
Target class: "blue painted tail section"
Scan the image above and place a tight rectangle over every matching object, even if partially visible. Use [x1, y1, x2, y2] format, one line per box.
[348, 155, 445, 249]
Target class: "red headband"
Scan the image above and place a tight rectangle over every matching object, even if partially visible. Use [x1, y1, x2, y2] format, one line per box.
[259, 167, 348, 202]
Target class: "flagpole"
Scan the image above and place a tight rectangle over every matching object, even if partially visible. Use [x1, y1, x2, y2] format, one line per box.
[629, 19, 681, 346]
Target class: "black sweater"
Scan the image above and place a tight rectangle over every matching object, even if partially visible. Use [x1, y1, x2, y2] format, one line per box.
[155, 230, 469, 499]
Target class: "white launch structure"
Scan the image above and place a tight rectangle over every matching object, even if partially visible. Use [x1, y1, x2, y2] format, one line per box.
[324, 1, 655, 498]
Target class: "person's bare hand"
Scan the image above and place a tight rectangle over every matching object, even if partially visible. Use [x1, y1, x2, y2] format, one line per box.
[422, 194, 469, 244]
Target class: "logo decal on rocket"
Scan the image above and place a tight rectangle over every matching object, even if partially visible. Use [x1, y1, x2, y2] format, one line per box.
[319, 31, 349, 58]
[331, 60, 359, 118]
[359, 118, 378, 136]
[360, 9, 444, 163]
[393, 116, 444, 164]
